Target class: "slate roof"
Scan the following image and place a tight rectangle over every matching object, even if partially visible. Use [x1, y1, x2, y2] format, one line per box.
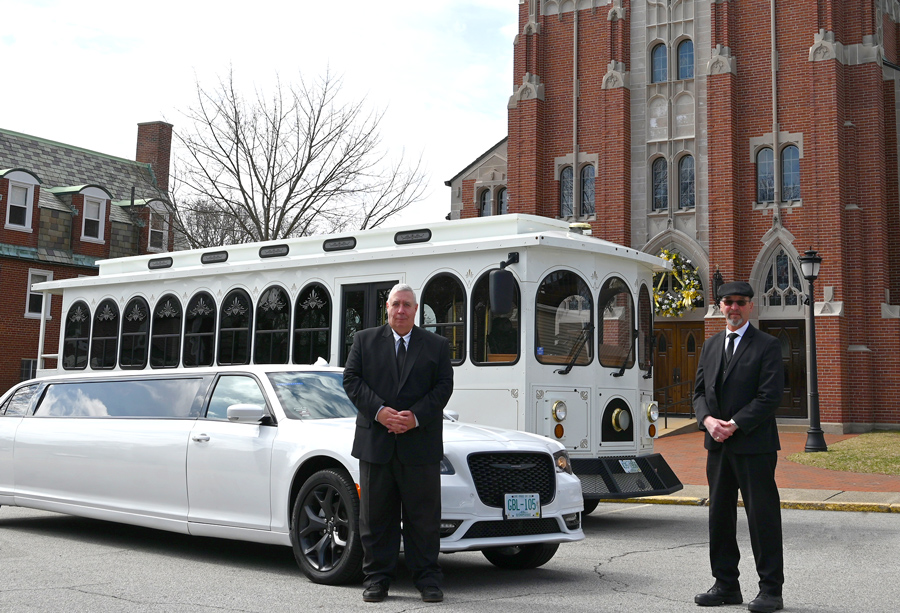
[0, 127, 168, 223]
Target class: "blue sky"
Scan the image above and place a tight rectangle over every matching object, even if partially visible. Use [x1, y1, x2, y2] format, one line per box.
[2, 0, 518, 226]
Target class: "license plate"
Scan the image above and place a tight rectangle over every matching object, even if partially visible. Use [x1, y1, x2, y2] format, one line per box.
[504, 493, 541, 519]
[619, 459, 641, 474]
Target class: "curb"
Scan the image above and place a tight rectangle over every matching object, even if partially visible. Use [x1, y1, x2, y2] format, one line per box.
[599, 497, 900, 513]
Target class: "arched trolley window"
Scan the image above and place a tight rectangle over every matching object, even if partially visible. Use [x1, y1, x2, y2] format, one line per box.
[420, 273, 466, 365]
[63, 301, 91, 370]
[120, 297, 150, 369]
[535, 270, 593, 367]
[218, 289, 253, 366]
[90, 299, 119, 370]
[255, 285, 290, 364]
[151, 294, 182, 368]
[294, 283, 332, 365]
[472, 271, 519, 365]
[184, 291, 216, 367]
[597, 277, 635, 370]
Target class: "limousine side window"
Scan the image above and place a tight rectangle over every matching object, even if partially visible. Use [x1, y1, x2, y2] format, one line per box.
[35, 378, 206, 418]
[206, 375, 268, 421]
[1, 384, 38, 416]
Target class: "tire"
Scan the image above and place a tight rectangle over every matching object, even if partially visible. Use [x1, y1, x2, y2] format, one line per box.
[482, 543, 560, 570]
[582, 498, 600, 515]
[290, 468, 365, 585]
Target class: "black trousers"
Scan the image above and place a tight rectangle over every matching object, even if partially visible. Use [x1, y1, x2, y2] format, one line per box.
[358, 455, 442, 589]
[706, 448, 784, 596]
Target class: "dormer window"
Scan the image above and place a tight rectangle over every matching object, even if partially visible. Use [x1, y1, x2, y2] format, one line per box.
[148, 202, 169, 252]
[82, 196, 105, 241]
[3, 170, 40, 232]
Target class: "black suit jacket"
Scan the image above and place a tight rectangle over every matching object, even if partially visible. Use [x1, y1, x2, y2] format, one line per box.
[693, 324, 783, 454]
[344, 324, 454, 465]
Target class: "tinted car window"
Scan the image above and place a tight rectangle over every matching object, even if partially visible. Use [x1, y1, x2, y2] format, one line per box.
[36, 379, 205, 418]
[267, 371, 358, 420]
[206, 375, 268, 420]
[1, 384, 39, 416]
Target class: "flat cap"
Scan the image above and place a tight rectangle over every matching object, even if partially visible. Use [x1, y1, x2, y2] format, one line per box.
[718, 281, 754, 299]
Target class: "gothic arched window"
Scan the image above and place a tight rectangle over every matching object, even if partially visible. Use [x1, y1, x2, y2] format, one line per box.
[559, 166, 574, 217]
[763, 248, 803, 308]
[580, 165, 595, 216]
[479, 189, 492, 216]
[497, 188, 508, 215]
[678, 155, 695, 210]
[651, 44, 667, 83]
[782, 145, 801, 201]
[652, 158, 668, 211]
[757, 147, 775, 202]
[678, 40, 694, 79]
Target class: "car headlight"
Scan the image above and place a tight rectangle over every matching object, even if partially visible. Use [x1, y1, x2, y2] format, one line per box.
[553, 449, 573, 474]
[439, 455, 455, 475]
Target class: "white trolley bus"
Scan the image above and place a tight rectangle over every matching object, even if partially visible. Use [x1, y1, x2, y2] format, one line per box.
[34, 214, 682, 512]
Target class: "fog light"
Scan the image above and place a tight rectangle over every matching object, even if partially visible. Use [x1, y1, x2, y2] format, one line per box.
[648, 424, 657, 438]
[563, 512, 580, 530]
[439, 520, 462, 537]
[554, 424, 564, 438]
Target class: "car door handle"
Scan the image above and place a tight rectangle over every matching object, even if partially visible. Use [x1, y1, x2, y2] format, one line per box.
[192, 434, 210, 443]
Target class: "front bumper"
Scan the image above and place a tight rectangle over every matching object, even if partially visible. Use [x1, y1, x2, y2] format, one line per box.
[574, 453, 683, 499]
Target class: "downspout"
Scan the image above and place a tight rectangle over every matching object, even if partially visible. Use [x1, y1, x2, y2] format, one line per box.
[771, 0, 781, 207]
[572, 9, 580, 218]
[36, 292, 48, 371]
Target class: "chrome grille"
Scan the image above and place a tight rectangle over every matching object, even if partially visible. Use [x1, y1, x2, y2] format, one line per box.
[467, 452, 556, 507]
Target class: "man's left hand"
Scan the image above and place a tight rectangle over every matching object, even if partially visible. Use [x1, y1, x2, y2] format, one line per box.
[384, 410, 417, 434]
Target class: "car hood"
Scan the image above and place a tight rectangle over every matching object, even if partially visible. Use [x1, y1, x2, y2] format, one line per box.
[441, 420, 562, 453]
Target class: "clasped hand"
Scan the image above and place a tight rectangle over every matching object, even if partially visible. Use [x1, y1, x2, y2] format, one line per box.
[378, 407, 416, 434]
[704, 416, 737, 442]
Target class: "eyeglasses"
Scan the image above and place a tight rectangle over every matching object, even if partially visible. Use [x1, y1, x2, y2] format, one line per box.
[721, 299, 749, 307]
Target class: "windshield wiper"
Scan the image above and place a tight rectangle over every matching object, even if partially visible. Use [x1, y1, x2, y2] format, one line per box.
[555, 323, 593, 375]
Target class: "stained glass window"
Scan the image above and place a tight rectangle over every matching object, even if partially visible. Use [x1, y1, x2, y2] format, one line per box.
[581, 165, 595, 216]
[560, 167, 574, 217]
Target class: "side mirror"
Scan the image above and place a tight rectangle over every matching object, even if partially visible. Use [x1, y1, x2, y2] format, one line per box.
[226, 403, 267, 423]
[489, 268, 516, 315]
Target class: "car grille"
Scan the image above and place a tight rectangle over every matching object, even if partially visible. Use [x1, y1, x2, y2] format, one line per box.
[462, 518, 562, 539]
[467, 452, 556, 507]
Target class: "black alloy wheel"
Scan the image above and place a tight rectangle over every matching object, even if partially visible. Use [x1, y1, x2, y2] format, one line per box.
[290, 468, 364, 584]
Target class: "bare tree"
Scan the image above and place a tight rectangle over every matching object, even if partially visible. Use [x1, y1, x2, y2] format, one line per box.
[169, 69, 427, 247]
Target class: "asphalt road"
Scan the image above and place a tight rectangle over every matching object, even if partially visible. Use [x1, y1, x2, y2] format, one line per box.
[1, 502, 897, 612]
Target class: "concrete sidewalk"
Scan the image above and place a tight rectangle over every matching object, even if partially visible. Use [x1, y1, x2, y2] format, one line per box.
[603, 420, 900, 513]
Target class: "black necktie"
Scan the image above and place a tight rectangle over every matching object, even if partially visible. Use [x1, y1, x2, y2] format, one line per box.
[725, 332, 738, 365]
[397, 337, 407, 375]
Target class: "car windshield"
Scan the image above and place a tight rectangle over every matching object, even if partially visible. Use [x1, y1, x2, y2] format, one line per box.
[267, 371, 358, 420]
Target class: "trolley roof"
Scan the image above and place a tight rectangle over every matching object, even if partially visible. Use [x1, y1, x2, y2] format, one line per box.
[33, 214, 668, 294]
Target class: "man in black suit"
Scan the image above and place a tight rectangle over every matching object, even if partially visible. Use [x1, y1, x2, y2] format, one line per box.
[693, 282, 785, 613]
[343, 283, 453, 603]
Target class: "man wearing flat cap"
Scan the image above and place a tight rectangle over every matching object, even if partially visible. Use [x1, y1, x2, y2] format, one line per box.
[693, 282, 785, 613]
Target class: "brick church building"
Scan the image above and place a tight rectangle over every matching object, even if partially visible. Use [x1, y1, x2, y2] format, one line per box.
[0, 122, 174, 393]
[447, 1, 900, 432]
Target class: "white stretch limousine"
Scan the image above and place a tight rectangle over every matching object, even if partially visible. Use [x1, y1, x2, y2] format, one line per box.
[0, 365, 584, 584]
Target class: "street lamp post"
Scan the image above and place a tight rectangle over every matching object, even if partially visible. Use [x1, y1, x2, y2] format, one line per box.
[799, 248, 827, 452]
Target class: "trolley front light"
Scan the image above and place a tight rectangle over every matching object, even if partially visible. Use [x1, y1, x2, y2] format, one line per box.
[552, 400, 567, 422]
[646, 401, 659, 423]
[611, 407, 631, 432]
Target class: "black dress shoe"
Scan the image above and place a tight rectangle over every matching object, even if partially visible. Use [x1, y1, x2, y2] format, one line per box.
[363, 583, 388, 603]
[694, 584, 743, 606]
[748, 593, 783, 612]
[419, 586, 444, 603]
